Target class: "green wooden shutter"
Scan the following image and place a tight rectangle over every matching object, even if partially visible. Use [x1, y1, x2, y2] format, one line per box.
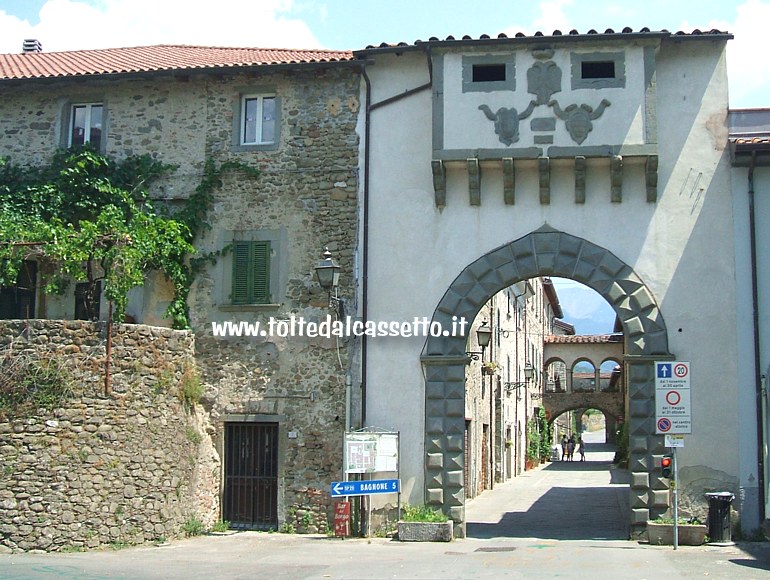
[251, 241, 271, 303]
[232, 240, 271, 304]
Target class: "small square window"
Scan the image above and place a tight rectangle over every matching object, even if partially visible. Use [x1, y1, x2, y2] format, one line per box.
[472, 64, 506, 83]
[581, 61, 615, 80]
[571, 52, 625, 89]
[69, 103, 103, 149]
[462, 55, 516, 93]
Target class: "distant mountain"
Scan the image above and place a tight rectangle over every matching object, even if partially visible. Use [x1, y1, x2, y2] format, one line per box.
[550, 278, 616, 335]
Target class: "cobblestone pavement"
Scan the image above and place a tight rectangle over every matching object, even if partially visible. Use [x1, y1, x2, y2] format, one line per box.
[1, 431, 769, 579]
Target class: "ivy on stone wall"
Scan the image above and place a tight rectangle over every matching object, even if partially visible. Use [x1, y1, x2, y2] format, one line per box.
[0, 147, 259, 328]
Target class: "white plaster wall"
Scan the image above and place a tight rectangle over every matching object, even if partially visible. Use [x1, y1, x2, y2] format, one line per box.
[364, 38, 740, 507]
[441, 44, 649, 149]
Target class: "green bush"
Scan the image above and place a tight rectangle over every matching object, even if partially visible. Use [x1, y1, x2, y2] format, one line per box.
[210, 520, 230, 533]
[400, 504, 449, 523]
[182, 515, 205, 537]
[179, 366, 204, 409]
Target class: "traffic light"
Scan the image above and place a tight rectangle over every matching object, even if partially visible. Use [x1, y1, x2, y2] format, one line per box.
[661, 454, 673, 478]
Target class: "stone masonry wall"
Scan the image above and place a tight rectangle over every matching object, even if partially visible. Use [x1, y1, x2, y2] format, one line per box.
[188, 66, 361, 526]
[0, 320, 219, 553]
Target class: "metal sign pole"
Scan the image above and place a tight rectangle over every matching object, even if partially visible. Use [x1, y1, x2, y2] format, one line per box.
[673, 446, 679, 551]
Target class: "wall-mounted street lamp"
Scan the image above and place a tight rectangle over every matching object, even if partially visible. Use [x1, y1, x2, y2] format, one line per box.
[315, 247, 344, 318]
[466, 320, 492, 360]
[504, 363, 534, 393]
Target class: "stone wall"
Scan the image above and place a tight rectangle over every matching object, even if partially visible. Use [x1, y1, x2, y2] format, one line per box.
[187, 66, 361, 523]
[0, 320, 218, 553]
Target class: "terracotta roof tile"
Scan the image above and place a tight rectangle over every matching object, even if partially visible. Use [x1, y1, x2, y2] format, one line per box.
[0, 45, 355, 81]
[359, 27, 731, 52]
[731, 136, 770, 145]
[545, 334, 623, 344]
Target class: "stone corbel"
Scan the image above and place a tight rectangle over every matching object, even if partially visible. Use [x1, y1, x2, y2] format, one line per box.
[431, 160, 446, 208]
[539, 157, 550, 205]
[503, 158, 515, 205]
[574, 156, 586, 204]
[646, 155, 658, 203]
[610, 155, 623, 203]
[467, 158, 480, 206]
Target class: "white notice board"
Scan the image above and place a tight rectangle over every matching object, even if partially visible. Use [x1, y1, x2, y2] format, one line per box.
[345, 431, 399, 473]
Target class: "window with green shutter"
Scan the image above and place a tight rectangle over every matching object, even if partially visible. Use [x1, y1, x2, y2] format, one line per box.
[232, 240, 271, 304]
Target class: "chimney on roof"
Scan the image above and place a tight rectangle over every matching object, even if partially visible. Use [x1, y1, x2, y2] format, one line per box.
[22, 39, 42, 54]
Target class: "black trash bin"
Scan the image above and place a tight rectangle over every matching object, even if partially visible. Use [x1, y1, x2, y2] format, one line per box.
[705, 492, 734, 544]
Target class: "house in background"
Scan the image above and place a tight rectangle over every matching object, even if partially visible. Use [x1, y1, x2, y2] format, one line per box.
[729, 107, 770, 537]
[463, 278, 560, 498]
[0, 42, 362, 532]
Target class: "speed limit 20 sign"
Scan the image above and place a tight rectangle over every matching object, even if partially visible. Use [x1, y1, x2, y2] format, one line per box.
[655, 361, 691, 434]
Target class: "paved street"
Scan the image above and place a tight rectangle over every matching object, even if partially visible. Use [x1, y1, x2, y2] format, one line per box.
[1, 431, 769, 579]
[466, 429, 630, 541]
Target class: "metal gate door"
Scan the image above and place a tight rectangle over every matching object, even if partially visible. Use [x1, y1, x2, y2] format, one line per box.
[223, 422, 278, 529]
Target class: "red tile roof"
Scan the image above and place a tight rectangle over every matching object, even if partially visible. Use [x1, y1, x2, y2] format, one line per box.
[545, 334, 623, 344]
[0, 45, 355, 81]
[358, 27, 731, 53]
[731, 137, 770, 145]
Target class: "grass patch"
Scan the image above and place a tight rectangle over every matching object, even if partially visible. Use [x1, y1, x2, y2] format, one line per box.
[179, 366, 204, 409]
[185, 426, 202, 445]
[651, 516, 702, 525]
[210, 520, 230, 533]
[182, 515, 205, 537]
[400, 504, 449, 523]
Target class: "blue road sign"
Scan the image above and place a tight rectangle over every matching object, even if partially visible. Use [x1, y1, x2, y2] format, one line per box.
[330, 479, 400, 497]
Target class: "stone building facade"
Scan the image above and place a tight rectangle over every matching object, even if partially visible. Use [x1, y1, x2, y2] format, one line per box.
[464, 278, 560, 498]
[0, 46, 362, 534]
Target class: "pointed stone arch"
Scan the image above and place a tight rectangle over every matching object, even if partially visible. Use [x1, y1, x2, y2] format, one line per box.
[420, 226, 671, 538]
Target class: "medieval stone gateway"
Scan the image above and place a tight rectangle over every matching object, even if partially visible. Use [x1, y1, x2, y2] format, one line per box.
[421, 227, 671, 538]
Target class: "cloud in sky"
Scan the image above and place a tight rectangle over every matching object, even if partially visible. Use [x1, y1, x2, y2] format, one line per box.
[0, 0, 321, 52]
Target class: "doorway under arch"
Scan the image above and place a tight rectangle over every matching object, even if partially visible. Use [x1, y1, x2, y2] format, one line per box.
[420, 225, 671, 538]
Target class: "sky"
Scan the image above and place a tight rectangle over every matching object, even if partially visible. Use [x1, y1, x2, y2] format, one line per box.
[0, 0, 761, 334]
[0, 0, 768, 108]
[551, 278, 616, 334]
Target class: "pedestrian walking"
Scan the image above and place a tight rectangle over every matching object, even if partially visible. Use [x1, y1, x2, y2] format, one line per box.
[567, 434, 575, 461]
[578, 436, 585, 462]
[560, 434, 568, 461]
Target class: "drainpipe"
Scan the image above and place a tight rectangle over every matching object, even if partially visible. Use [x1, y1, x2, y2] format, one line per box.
[748, 150, 767, 522]
[360, 64, 372, 427]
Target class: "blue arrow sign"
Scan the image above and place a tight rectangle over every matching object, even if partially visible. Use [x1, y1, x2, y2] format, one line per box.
[330, 479, 400, 497]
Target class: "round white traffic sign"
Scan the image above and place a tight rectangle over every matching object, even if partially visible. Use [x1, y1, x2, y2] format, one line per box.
[665, 391, 681, 405]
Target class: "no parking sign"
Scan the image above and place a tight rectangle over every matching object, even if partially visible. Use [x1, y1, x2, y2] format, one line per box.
[655, 361, 691, 434]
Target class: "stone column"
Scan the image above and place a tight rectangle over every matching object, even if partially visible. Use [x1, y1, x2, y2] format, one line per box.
[422, 356, 468, 538]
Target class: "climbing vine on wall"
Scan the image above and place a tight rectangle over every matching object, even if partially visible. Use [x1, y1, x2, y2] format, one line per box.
[0, 147, 259, 328]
